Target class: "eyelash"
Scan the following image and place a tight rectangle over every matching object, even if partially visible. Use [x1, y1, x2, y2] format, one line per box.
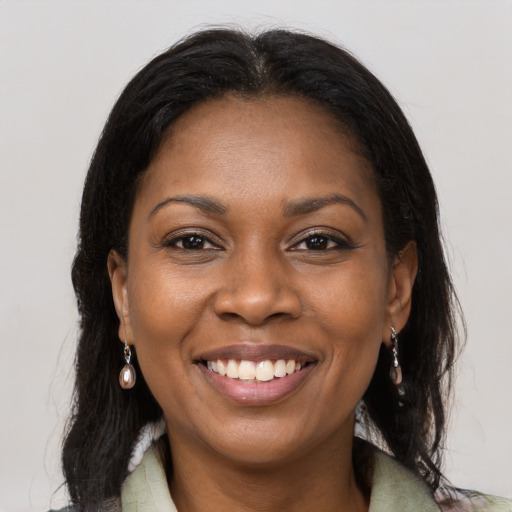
[162, 229, 354, 252]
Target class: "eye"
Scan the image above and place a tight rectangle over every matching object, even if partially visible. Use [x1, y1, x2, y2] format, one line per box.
[302, 234, 336, 250]
[289, 230, 353, 251]
[164, 232, 220, 250]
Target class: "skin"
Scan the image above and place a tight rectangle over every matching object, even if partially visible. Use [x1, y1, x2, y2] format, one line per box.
[109, 95, 417, 512]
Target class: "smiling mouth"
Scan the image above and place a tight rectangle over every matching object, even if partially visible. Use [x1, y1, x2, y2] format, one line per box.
[202, 358, 311, 383]
[196, 344, 318, 405]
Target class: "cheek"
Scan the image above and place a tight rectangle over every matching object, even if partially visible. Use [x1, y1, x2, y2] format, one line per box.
[125, 269, 209, 423]
[125, 263, 211, 397]
[128, 262, 206, 341]
[311, 257, 389, 335]
[312, 260, 389, 389]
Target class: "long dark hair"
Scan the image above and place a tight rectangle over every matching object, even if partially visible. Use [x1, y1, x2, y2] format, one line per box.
[64, 28, 461, 509]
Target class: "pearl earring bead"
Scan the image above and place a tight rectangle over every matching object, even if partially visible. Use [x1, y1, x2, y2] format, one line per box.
[119, 363, 136, 389]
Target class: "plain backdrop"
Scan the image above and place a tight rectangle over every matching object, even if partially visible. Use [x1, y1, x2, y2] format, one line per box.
[0, 1, 511, 510]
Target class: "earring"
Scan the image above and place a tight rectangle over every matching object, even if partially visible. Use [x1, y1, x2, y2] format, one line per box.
[119, 341, 136, 389]
[389, 327, 405, 407]
[389, 327, 402, 385]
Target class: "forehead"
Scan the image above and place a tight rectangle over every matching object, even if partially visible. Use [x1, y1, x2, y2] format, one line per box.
[137, 94, 378, 214]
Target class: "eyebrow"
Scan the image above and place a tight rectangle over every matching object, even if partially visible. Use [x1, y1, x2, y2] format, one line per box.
[149, 195, 228, 219]
[283, 194, 367, 221]
[148, 193, 366, 221]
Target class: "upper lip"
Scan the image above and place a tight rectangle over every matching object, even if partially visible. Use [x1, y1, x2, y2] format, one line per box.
[196, 343, 318, 364]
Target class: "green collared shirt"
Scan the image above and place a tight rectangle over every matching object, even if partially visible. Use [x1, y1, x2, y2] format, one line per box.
[54, 443, 512, 511]
[119, 444, 511, 512]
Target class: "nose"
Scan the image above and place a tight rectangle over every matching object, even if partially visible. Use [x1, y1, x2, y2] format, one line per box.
[213, 251, 302, 326]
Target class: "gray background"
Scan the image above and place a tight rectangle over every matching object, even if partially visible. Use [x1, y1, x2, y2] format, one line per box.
[1, 1, 511, 510]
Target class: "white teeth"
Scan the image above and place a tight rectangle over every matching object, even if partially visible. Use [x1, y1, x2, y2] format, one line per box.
[238, 360, 256, 380]
[255, 360, 274, 381]
[274, 359, 287, 378]
[217, 359, 227, 376]
[207, 358, 305, 382]
[226, 360, 239, 379]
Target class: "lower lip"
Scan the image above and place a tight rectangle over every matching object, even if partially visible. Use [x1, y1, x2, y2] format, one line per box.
[197, 363, 316, 406]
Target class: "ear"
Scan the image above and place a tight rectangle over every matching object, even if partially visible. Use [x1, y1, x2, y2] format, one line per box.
[107, 249, 134, 345]
[382, 241, 418, 346]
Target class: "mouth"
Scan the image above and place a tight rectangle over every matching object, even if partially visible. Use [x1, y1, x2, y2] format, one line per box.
[202, 358, 311, 383]
[195, 344, 318, 405]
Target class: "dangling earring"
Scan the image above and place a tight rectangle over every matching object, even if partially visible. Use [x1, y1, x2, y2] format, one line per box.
[389, 327, 405, 407]
[119, 340, 136, 389]
[389, 327, 402, 385]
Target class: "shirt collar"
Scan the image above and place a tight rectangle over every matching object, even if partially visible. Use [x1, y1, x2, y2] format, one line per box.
[121, 441, 440, 512]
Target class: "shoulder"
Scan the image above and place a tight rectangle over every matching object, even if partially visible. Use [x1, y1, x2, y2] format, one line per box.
[369, 446, 441, 511]
[357, 440, 512, 512]
[483, 495, 512, 512]
[439, 494, 512, 512]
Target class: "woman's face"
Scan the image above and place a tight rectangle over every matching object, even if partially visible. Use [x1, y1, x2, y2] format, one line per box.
[110, 95, 416, 467]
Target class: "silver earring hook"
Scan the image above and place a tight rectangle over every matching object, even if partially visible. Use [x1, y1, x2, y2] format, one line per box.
[123, 341, 132, 364]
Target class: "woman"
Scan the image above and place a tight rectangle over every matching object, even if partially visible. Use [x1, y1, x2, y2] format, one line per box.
[59, 28, 511, 511]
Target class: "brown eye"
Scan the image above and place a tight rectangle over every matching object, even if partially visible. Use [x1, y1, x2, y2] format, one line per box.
[180, 235, 206, 250]
[164, 233, 220, 250]
[289, 230, 355, 252]
[305, 235, 330, 250]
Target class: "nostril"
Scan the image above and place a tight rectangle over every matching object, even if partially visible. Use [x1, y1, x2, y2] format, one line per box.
[218, 310, 295, 325]
[267, 311, 290, 320]
[219, 312, 243, 321]
[213, 280, 302, 325]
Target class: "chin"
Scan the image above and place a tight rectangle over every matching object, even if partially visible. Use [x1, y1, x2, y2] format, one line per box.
[199, 415, 349, 469]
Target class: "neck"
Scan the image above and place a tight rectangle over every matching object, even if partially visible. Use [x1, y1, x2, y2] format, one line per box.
[167, 425, 368, 512]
